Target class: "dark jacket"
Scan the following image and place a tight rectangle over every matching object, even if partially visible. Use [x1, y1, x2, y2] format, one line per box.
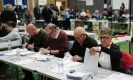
[70, 35, 98, 61]
[99, 43, 122, 72]
[1, 10, 17, 23]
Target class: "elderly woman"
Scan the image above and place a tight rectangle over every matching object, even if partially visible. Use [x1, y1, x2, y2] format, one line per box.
[90, 27, 122, 72]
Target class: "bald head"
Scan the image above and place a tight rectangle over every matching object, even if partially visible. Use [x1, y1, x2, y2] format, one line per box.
[26, 24, 37, 36]
[74, 27, 86, 36]
[74, 27, 86, 44]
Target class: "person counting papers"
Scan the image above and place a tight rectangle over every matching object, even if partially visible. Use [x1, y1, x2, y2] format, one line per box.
[90, 27, 122, 72]
[69, 27, 98, 62]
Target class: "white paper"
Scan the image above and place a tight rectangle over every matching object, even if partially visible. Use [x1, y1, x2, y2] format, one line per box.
[84, 48, 99, 74]
[103, 73, 133, 80]
[63, 52, 73, 60]
[86, 0, 93, 5]
[14, 0, 22, 5]
[14, 59, 33, 65]
[50, 67, 70, 73]
[67, 72, 89, 78]
[63, 52, 82, 67]
[20, 51, 35, 56]
[4, 49, 17, 56]
[112, 0, 129, 9]
[38, 0, 47, 5]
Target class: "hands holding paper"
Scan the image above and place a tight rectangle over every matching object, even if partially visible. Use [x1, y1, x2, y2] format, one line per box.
[72, 55, 82, 61]
[90, 47, 100, 55]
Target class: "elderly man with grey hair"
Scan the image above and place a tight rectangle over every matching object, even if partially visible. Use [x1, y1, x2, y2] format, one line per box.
[90, 27, 122, 72]
[40, 23, 69, 58]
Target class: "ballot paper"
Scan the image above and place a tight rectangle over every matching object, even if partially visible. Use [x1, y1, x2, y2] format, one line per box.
[67, 72, 90, 79]
[4, 49, 17, 56]
[50, 67, 70, 73]
[20, 51, 36, 56]
[83, 48, 99, 74]
[103, 73, 133, 80]
[14, 59, 34, 65]
[29, 53, 49, 61]
[63, 52, 82, 67]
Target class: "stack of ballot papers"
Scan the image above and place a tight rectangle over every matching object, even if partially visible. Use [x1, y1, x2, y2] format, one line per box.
[20, 51, 36, 56]
[14, 59, 34, 65]
[29, 53, 49, 61]
[103, 73, 133, 80]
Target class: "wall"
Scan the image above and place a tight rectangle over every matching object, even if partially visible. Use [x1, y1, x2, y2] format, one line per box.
[68, 0, 104, 13]
[0, 0, 3, 12]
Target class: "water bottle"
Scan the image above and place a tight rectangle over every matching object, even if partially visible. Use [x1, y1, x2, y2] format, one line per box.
[57, 59, 64, 75]
[8, 40, 12, 51]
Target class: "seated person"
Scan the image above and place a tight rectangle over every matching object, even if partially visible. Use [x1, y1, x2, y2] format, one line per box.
[22, 24, 48, 80]
[90, 27, 122, 72]
[0, 21, 21, 42]
[23, 24, 48, 52]
[40, 23, 69, 58]
[92, 10, 101, 20]
[0, 22, 8, 37]
[70, 27, 98, 62]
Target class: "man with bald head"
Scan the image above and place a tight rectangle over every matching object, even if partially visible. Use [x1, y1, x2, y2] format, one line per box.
[24, 24, 48, 52]
[70, 27, 98, 62]
[23, 24, 48, 80]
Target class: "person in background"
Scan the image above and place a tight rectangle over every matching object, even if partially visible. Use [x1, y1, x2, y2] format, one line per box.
[102, 9, 108, 20]
[1, 4, 17, 24]
[22, 24, 48, 80]
[86, 10, 92, 19]
[122, 9, 130, 21]
[119, 3, 125, 17]
[63, 9, 70, 30]
[34, 4, 40, 20]
[112, 10, 119, 21]
[92, 10, 101, 20]
[70, 27, 98, 62]
[23, 10, 35, 25]
[42, 5, 52, 24]
[14, 5, 22, 19]
[40, 23, 69, 58]
[107, 2, 112, 21]
[80, 9, 86, 20]
[90, 27, 122, 72]
[0, 22, 8, 37]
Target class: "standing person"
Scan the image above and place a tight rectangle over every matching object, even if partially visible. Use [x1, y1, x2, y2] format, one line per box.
[107, 3, 112, 21]
[70, 27, 98, 62]
[119, 3, 125, 17]
[1, 4, 17, 24]
[42, 5, 52, 24]
[34, 4, 40, 20]
[63, 9, 70, 30]
[14, 5, 22, 19]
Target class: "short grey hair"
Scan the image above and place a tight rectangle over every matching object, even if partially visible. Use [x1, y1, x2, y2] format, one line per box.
[100, 27, 111, 35]
[46, 23, 57, 30]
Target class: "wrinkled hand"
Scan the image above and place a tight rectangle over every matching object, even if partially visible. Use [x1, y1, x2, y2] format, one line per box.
[72, 55, 82, 61]
[39, 48, 50, 54]
[90, 47, 100, 55]
[27, 44, 34, 49]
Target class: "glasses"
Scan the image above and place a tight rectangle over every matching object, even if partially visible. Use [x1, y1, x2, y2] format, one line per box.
[75, 34, 85, 40]
[99, 35, 109, 40]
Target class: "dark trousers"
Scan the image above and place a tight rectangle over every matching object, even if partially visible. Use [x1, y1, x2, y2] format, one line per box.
[22, 69, 34, 80]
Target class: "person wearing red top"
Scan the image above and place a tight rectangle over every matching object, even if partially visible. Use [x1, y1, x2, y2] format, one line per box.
[120, 51, 133, 75]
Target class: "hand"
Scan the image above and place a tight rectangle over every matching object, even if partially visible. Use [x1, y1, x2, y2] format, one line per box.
[22, 43, 28, 48]
[90, 47, 100, 55]
[39, 48, 50, 54]
[27, 44, 34, 49]
[72, 55, 82, 61]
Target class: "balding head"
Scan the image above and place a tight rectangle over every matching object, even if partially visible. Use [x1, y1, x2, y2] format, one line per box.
[26, 24, 37, 36]
[74, 27, 86, 44]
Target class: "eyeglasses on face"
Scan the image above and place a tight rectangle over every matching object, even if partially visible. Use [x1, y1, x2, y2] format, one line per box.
[99, 35, 110, 40]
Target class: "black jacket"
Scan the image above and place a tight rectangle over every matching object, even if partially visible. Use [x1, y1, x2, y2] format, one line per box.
[99, 43, 122, 72]
[1, 10, 17, 23]
[70, 35, 98, 61]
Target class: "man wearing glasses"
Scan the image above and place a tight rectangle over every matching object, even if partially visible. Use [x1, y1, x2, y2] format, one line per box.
[90, 27, 122, 72]
[40, 23, 69, 58]
[70, 27, 98, 62]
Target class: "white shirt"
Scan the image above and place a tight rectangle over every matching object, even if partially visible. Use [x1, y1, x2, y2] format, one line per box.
[99, 44, 112, 70]
[55, 29, 61, 39]
[80, 11, 86, 17]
